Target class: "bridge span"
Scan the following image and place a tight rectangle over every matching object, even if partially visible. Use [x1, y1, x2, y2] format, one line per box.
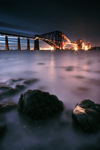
[0, 31, 91, 50]
[34, 31, 71, 50]
[0, 32, 34, 50]
[0, 31, 71, 50]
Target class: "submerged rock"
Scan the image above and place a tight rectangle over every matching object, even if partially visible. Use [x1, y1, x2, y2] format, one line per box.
[37, 63, 45, 65]
[0, 86, 11, 90]
[72, 99, 100, 132]
[66, 66, 74, 71]
[0, 84, 25, 100]
[11, 78, 23, 82]
[18, 89, 64, 120]
[23, 79, 39, 85]
[15, 84, 25, 90]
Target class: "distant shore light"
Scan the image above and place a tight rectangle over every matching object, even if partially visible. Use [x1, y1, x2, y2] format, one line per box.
[75, 47, 78, 51]
[85, 46, 88, 51]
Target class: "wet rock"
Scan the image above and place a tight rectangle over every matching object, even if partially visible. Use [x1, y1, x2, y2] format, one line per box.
[0, 78, 24, 89]
[86, 60, 93, 65]
[77, 87, 89, 92]
[0, 86, 11, 90]
[0, 92, 6, 100]
[66, 66, 74, 71]
[0, 102, 17, 112]
[15, 84, 25, 90]
[74, 75, 85, 79]
[18, 89, 64, 120]
[0, 124, 6, 138]
[0, 84, 25, 100]
[11, 78, 23, 82]
[72, 99, 100, 132]
[7, 87, 17, 94]
[0, 86, 17, 94]
[88, 79, 100, 86]
[23, 79, 39, 84]
[37, 63, 45, 65]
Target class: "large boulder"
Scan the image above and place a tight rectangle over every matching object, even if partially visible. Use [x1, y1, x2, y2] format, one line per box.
[18, 90, 64, 120]
[72, 99, 100, 132]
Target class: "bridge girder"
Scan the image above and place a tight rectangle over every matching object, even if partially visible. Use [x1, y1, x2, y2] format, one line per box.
[34, 31, 71, 50]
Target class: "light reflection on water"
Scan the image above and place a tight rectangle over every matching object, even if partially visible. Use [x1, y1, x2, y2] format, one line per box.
[0, 50, 100, 107]
[0, 50, 100, 150]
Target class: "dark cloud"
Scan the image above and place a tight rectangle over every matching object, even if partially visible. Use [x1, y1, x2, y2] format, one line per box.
[0, 0, 100, 46]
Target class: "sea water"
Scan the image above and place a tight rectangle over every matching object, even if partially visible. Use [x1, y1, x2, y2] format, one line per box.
[0, 50, 100, 150]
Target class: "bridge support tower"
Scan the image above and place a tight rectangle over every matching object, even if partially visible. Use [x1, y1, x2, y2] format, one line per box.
[34, 35, 39, 50]
[18, 37, 21, 50]
[27, 38, 30, 50]
[5, 35, 9, 50]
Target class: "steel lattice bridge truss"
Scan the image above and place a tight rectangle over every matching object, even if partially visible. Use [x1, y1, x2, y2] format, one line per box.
[34, 31, 71, 50]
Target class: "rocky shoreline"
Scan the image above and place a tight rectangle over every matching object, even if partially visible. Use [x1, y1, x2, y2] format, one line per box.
[0, 87, 100, 139]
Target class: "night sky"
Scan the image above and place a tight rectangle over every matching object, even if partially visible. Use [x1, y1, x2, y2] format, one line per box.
[0, 0, 100, 47]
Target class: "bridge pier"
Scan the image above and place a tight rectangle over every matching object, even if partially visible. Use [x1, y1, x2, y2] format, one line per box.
[5, 35, 9, 50]
[18, 37, 21, 50]
[27, 38, 30, 50]
[34, 35, 39, 50]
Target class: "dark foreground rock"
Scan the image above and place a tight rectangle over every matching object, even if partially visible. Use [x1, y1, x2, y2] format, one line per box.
[72, 99, 100, 132]
[0, 124, 6, 138]
[0, 102, 17, 113]
[23, 79, 39, 85]
[18, 89, 64, 120]
[15, 84, 25, 90]
[0, 84, 25, 100]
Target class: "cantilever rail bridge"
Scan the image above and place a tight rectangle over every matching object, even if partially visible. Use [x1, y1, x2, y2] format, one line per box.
[0, 31, 71, 50]
[34, 31, 71, 50]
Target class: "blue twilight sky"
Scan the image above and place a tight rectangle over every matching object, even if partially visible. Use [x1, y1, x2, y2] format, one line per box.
[0, 0, 100, 47]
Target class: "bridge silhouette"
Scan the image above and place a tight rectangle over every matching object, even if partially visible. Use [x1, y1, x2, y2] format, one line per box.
[34, 31, 71, 50]
[0, 31, 71, 50]
[0, 31, 91, 50]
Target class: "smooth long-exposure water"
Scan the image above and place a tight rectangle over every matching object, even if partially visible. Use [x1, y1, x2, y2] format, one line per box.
[0, 50, 100, 150]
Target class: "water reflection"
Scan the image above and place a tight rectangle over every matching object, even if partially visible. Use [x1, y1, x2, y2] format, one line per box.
[0, 50, 100, 150]
[49, 53, 56, 81]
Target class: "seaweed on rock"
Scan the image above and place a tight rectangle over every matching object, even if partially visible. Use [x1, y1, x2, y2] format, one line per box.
[72, 99, 100, 132]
